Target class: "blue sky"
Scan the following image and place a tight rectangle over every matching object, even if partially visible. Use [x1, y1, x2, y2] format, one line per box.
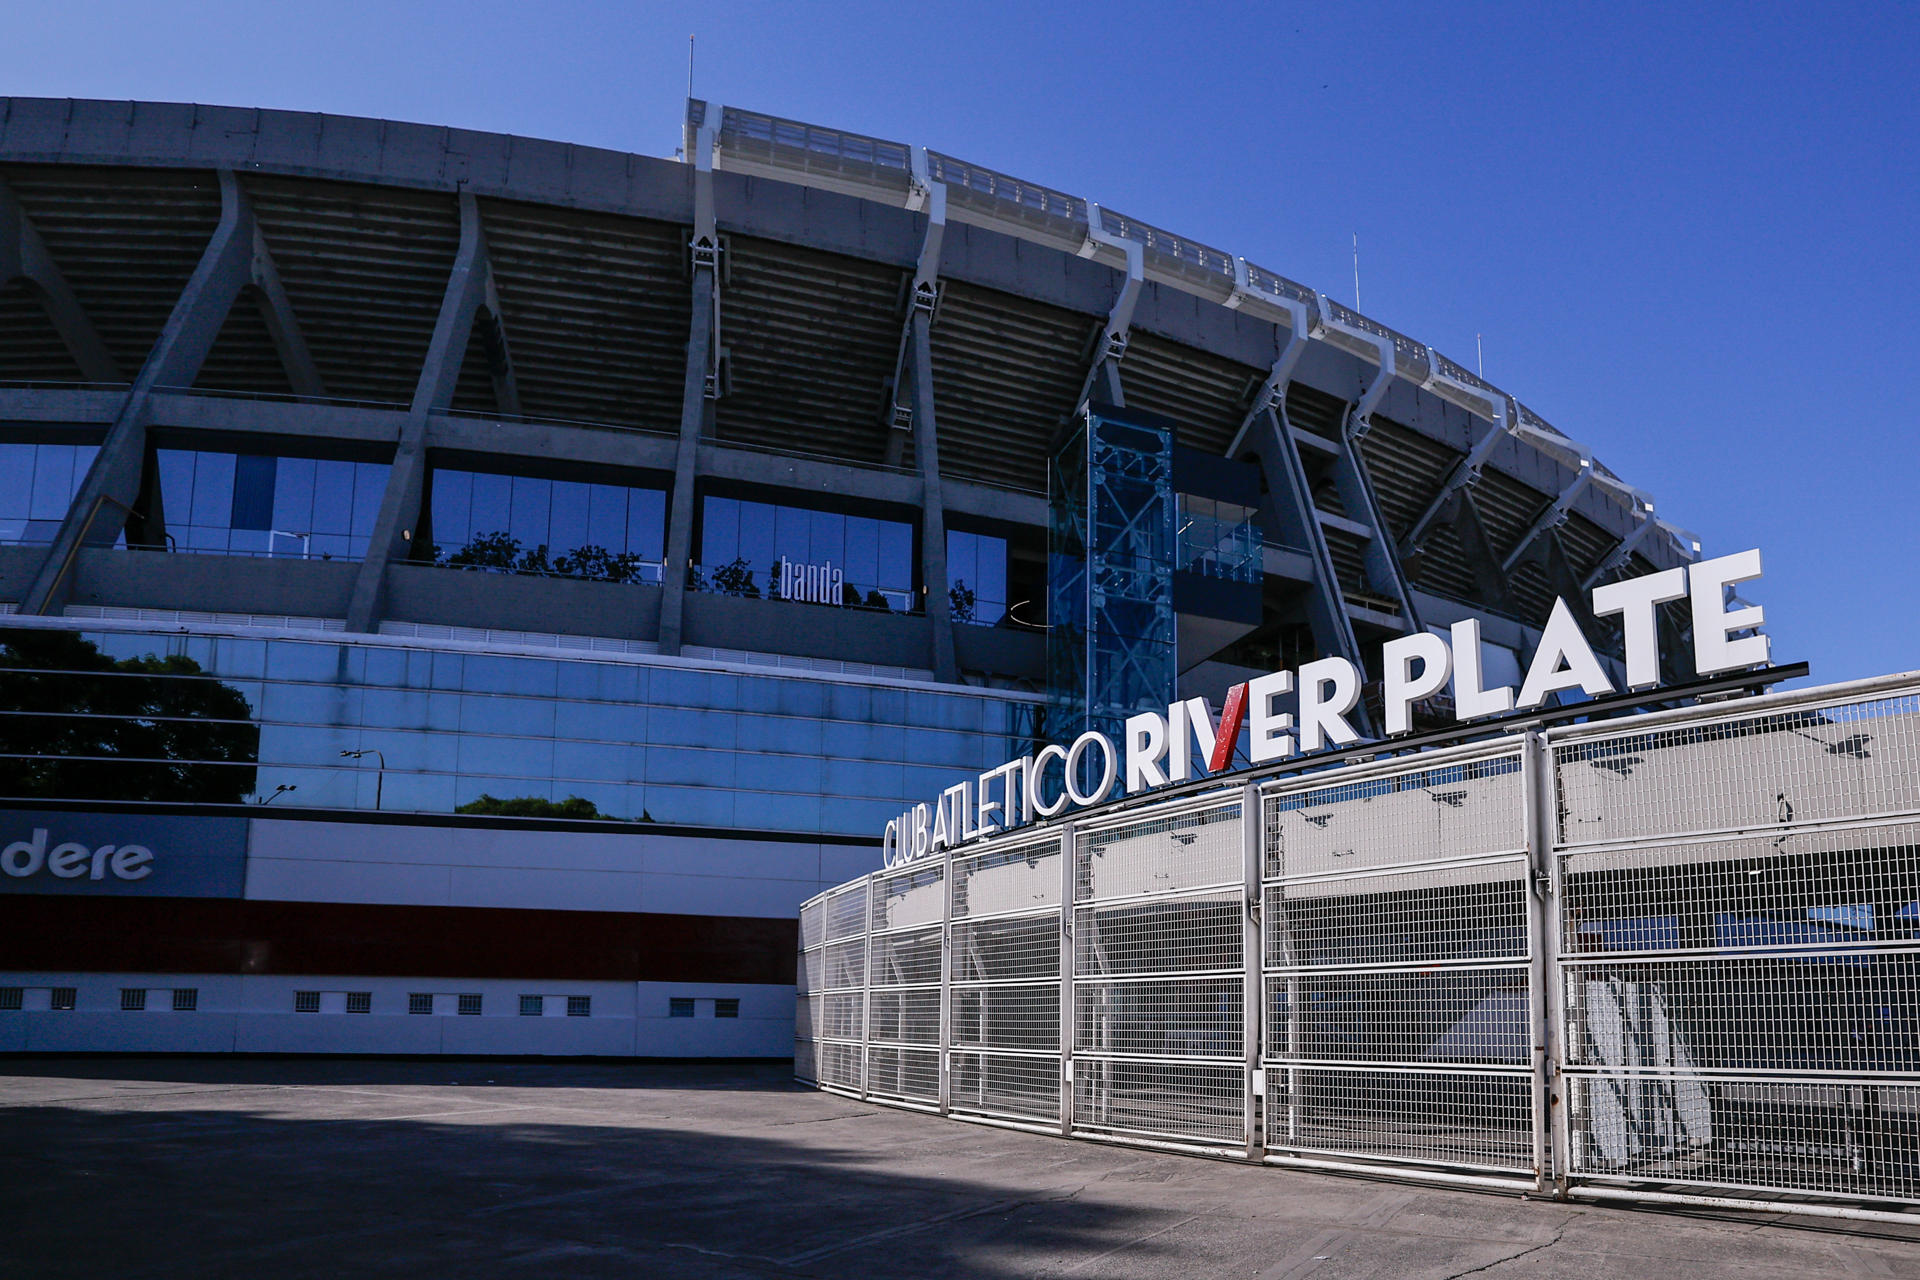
[9, 1, 1916, 682]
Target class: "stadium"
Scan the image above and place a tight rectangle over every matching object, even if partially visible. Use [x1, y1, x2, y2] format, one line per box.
[0, 96, 1704, 1058]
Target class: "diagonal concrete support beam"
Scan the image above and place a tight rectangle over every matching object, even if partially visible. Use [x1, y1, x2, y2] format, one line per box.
[21, 170, 257, 615]
[657, 115, 722, 656]
[909, 306, 959, 684]
[346, 192, 503, 633]
[246, 207, 327, 399]
[1502, 456, 1593, 573]
[0, 175, 123, 383]
[1074, 205, 1143, 411]
[1398, 395, 1515, 560]
[882, 149, 945, 470]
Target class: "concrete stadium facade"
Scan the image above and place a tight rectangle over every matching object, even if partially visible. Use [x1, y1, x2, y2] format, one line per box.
[0, 97, 1700, 1056]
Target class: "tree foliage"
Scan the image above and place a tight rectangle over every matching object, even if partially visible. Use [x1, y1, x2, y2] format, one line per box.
[437, 532, 653, 583]
[455, 793, 608, 820]
[0, 628, 260, 803]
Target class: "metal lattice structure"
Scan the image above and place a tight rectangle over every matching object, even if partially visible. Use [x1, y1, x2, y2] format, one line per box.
[799, 671, 1920, 1222]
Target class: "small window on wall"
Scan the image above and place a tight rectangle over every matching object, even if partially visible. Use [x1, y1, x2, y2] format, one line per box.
[156, 449, 390, 560]
[946, 530, 1008, 626]
[714, 998, 741, 1019]
[457, 993, 483, 1016]
[426, 468, 666, 584]
[120, 988, 147, 1011]
[519, 995, 544, 1017]
[50, 987, 76, 1011]
[408, 993, 433, 1016]
[0, 987, 22, 1011]
[669, 997, 695, 1018]
[566, 996, 591, 1018]
[172, 988, 197, 1012]
[345, 992, 372, 1014]
[0, 442, 101, 545]
[294, 991, 321, 1013]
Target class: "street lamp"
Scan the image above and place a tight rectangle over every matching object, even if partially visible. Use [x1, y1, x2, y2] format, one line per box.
[340, 749, 386, 810]
[258, 783, 297, 805]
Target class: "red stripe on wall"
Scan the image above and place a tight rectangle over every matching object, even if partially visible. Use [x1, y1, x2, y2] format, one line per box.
[0, 897, 798, 985]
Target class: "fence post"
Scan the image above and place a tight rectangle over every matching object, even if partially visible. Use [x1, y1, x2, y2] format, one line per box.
[1059, 819, 1077, 1138]
[940, 846, 954, 1116]
[1242, 781, 1264, 1160]
[1523, 730, 1570, 1197]
[860, 871, 874, 1103]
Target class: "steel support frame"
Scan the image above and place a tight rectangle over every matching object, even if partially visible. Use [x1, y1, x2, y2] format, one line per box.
[346, 191, 511, 633]
[1058, 818, 1078, 1138]
[1331, 327, 1420, 626]
[1501, 460, 1593, 574]
[657, 116, 721, 655]
[24, 170, 260, 615]
[1240, 781, 1263, 1160]
[1074, 205, 1143, 412]
[0, 175, 122, 382]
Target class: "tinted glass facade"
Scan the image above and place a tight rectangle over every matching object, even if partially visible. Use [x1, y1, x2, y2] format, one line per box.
[155, 449, 390, 560]
[946, 530, 1008, 626]
[0, 442, 101, 545]
[696, 496, 914, 610]
[427, 468, 667, 583]
[0, 626, 1040, 838]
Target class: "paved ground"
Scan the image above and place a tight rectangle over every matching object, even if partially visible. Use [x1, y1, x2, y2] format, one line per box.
[2, 1059, 1916, 1279]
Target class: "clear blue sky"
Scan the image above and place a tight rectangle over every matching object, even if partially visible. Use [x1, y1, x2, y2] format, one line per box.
[10, 2, 1916, 683]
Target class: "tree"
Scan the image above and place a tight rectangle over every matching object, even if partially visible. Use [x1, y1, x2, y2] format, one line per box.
[710, 556, 759, 597]
[455, 793, 607, 820]
[949, 579, 977, 624]
[0, 628, 260, 803]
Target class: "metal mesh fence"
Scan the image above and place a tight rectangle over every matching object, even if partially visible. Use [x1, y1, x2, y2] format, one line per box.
[798, 676, 1920, 1216]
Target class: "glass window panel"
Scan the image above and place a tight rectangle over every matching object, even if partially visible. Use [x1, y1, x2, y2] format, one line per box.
[843, 517, 879, 588]
[755, 753, 824, 793]
[647, 707, 735, 749]
[737, 501, 775, 566]
[27, 445, 74, 520]
[188, 453, 234, 530]
[549, 481, 590, 554]
[878, 521, 913, 591]
[265, 640, 346, 683]
[744, 790, 822, 833]
[556, 661, 644, 705]
[509, 476, 550, 549]
[460, 655, 557, 697]
[809, 509, 845, 564]
[352, 463, 388, 539]
[307, 461, 355, 537]
[229, 454, 277, 531]
[460, 694, 557, 737]
[587, 483, 627, 553]
[0, 444, 33, 520]
[735, 713, 822, 756]
[272, 456, 317, 533]
[628, 488, 665, 561]
[774, 504, 810, 565]
[457, 734, 554, 781]
[469, 472, 512, 538]
[947, 530, 976, 586]
[825, 758, 906, 800]
[644, 785, 736, 828]
[645, 746, 735, 787]
[552, 739, 630, 784]
[431, 469, 472, 549]
[702, 495, 738, 566]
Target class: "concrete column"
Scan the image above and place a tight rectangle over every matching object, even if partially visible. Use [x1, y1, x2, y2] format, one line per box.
[655, 279, 713, 654]
[21, 170, 255, 615]
[0, 176, 122, 383]
[345, 193, 494, 633]
[910, 309, 959, 685]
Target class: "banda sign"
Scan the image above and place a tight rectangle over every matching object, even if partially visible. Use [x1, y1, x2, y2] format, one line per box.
[882, 548, 1770, 867]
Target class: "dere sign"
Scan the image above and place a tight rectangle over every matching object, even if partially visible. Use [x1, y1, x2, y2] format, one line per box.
[883, 549, 1769, 866]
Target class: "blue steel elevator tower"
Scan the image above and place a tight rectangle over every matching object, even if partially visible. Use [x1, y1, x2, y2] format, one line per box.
[1047, 406, 1178, 746]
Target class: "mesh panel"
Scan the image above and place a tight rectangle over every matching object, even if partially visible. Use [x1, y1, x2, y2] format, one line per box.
[819, 992, 864, 1040]
[869, 988, 941, 1046]
[824, 881, 870, 941]
[1073, 1059, 1244, 1145]
[823, 939, 866, 989]
[1076, 977, 1242, 1057]
[1077, 801, 1242, 901]
[799, 897, 826, 950]
[1265, 862, 1530, 969]
[1267, 1068, 1534, 1171]
[1264, 751, 1524, 879]
[869, 926, 942, 987]
[1567, 1075, 1919, 1201]
[952, 984, 1059, 1051]
[953, 914, 1058, 983]
[949, 1051, 1060, 1122]
[1076, 893, 1242, 976]
[793, 1037, 820, 1084]
[868, 1045, 940, 1103]
[872, 863, 945, 932]
[1264, 968, 1530, 1065]
[819, 1041, 863, 1090]
[954, 834, 1061, 918]
[797, 949, 824, 996]
[1553, 696, 1920, 847]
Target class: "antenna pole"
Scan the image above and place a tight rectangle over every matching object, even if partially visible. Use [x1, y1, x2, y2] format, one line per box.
[1351, 232, 1360, 311]
[687, 34, 695, 102]
[1477, 333, 1484, 378]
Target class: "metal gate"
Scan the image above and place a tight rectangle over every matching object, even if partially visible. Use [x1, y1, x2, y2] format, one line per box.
[796, 671, 1920, 1222]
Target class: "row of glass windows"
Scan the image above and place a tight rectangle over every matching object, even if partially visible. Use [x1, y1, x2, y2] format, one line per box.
[0, 627, 1041, 836]
[0, 443, 101, 545]
[1, 441, 1016, 624]
[156, 449, 390, 560]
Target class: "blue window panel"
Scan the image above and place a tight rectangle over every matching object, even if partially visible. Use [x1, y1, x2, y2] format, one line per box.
[768, 678, 827, 719]
[0, 444, 34, 522]
[878, 521, 913, 592]
[644, 745, 736, 787]
[701, 495, 739, 565]
[187, 452, 235, 530]
[25, 445, 76, 520]
[754, 753, 825, 794]
[264, 640, 345, 684]
[460, 694, 557, 738]
[822, 720, 904, 760]
[826, 682, 873, 723]
[508, 475, 551, 549]
[461, 655, 558, 698]
[623, 743, 652, 784]
[901, 728, 983, 770]
[342, 730, 440, 773]
[358, 647, 413, 690]
[843, 517, 879, 588]
[272, 455, 316, 533]
[735, 713, 823, 757]
[555, 699, 643, 744]
[809, 509, 844, 564]
[648, 707, 737, 749]
[557, 779, 636, 820]
[352, 463, 387, 538]
[381, 769, 459, 815]
[456, 734, 556, 783]
[737, 500, 775, 566]
[308, 461, 356, 537]
[646, 667, 716, 708]
[260, 680, 353, 724]
[429, 651, 467, 691]
[773, 503, 810, 567]
[549, 480, 590, 554]
[586, 482, 627, 554]
[827, 798, 909, 839]
[431, 469, 473, 548]
[825, 757, 906, 800]
[869, 687, 907, 725]
[744, 790, 823, 833]
[645, 785, 736, 828]
[258, 722, 361, 767]
[468, 472, 513, 537]
[553, 738, 630, 784]
[907, 691, 984, 733]
[628, 488, 665, 561]
[204, 637, 269, 680]
[229, 454, 277, 530]
[556, 660, 645, 705]
[904, 763, 977, 800]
